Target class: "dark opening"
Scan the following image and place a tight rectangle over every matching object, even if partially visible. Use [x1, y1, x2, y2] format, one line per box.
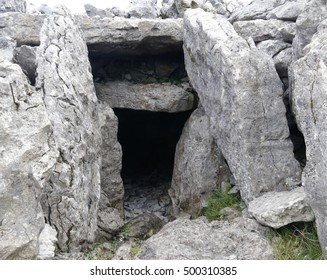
[114, 108, 193, 179]
[113, 108, 193, 221]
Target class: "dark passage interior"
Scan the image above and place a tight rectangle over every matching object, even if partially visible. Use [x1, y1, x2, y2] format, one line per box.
[113, 108, 193, 221]
[114, 108, 193, 179]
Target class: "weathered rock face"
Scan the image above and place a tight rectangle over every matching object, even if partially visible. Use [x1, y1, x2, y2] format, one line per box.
[96, 81, 195, 112]
[0, 13, 183, 55]
[233, 19, 296, 43]
[0, 36, 15, 61]
[291, 19, 327, 258]
[0, 59, 57, 259]
[183, 9, 301, 203]
[292, 0, 327, 60]
[0, 0, 26, 13]
[229, 0, 307, 22]
[0, 171, 44, 259]
[127, 0, 159, 18]
[36, 7, 102, 252]
[248, 187, 314, 229]
[136, 217, 273, 259]
[97, 102, 124, 239]
[169, 107, 230, 216]
[13, 45, 37, 84]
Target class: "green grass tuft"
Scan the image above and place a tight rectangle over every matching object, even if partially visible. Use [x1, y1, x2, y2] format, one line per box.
[203, 191, 241, 222]
[270, 222, 323, 260]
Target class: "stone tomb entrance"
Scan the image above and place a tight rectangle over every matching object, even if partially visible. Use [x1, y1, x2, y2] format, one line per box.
[90, 49, 197, 224]
[114, 108, 193, 222]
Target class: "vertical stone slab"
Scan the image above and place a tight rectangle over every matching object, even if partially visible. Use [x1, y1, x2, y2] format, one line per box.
[97, 102, 124, 239]
[183, 9, 300, 203]
[291, 20, 327, 258]
[0, 59, 56, 259]
[36, 7, 102, 251]
[169, 107, 230, 217]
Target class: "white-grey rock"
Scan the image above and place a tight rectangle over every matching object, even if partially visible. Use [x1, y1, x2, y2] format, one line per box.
[273, 47, 292, 78]
[266, 0, 308, 21]
[97, 101, 124, 238]
[0, 172, 44, 259]
[0, 13, 45, 45]
[233, 19, 296, 43]
[183, 9, 301, 203]
[0, 0, 25, 13]
[291, 19, 327, 258]
[256, 39, 291, 57]
[95, 81, 195, 112]
[136, 217, 273, 259]
[28, 3, 53, 15]
[36, 7, 102, 252]
[229, 0, 307, 22]
[0, 13, 183, 55]
[169, 107, 230, 216]
[127, 0, 160, 18]
[292, 0, 327, 60]
[0, 57, 54, 259]
[13, 45, 37, 84]
[84, 4, 111, 18]
[161, 0, 179, 18]
[112, 243, 135, 260]
[248, 187, 314, 229]
[37, 224, 57, 260]
[175, 0, 206, 16]
[0, 36, 15, 61]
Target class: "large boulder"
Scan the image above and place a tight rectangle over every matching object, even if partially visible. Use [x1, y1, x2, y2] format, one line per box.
[0, 58, 57, 259]
[95, 81, 195, 112]
[169, 107, 230, 217]
[183, 9, 301, 203]
[0, 0, 26, 13]
[248, 187, 314, 229]
[292, 0, 327, 60]
[36, 7, 102, 252]
[136, 217, 273, 259]
[291, 19, 327, 259]
[126, 0, 159, 18]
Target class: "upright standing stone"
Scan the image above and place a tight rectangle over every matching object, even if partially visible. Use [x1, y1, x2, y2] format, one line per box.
[183, 9, 301, 203]
[169, 107, 230, 217]
[36, 7, 102, 252]
[291, 19, 327, 258]
[0, 59, 57, 259]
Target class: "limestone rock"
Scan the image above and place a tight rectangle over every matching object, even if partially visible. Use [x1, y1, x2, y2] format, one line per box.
[0, 0, 25, 13]
[292, 0, 327, 60]
[37, 224, 57, 260]
[248, 187, 314, 229]
[136, 217, 273, 259]
[169, 107, 230, 217]
[84, 4, 112, 18]
[161, 0, 179, 18]
[266, 0, 308, 21]
[112, 243, 135, 260]
[125, 213, 165, 239]
[36, 8, 102, 252]
[291, 19, 327, 258]
[0, 59, 53, 259]
[0, 13, 183, 55]
[0, 36, 15, 61]
[256, 39, 291, 57]
[95, 81, 195, 113]
[273, 47, 292, 78]
[0, 13, 45, 45]
[233, 19, 296, 43]
[183, 9, 301, 203]
[13, 45, 37, 84]
[229, 0, 307, 22]
[127, 0, 159, 18]
[77, 16, 183, 55]
[175, 0, 206, 16]
[28, 3, 53, 15]
[0, 172, 44, 259]
[97, 101, 124, 238]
